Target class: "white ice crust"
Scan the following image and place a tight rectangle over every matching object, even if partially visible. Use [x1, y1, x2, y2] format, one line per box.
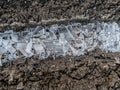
[0, 22, 120, 65]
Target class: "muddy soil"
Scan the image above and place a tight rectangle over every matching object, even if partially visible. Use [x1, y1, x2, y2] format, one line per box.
[0, 0, 120, 30]
[0, 50, 120, 90]
[0, 0, 120, 90]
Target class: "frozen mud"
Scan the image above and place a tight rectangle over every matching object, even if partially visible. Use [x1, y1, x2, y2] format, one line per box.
[0, 0, 120, 90]
[0, 0, 120, 30]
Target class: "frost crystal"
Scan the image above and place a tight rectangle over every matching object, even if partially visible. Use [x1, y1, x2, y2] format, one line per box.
[0, 22, 120, 65]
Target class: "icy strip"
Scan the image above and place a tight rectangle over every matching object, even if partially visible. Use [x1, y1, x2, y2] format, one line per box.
[0, 22, 120, 64]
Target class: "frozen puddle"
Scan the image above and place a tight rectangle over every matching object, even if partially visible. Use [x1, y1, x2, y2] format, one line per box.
[0, 22, 120, 65]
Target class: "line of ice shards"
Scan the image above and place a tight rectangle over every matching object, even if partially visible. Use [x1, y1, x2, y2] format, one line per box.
[0, 22, 120, 65]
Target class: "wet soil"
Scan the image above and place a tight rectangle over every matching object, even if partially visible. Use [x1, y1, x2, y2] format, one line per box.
[0, 0, 120, 90]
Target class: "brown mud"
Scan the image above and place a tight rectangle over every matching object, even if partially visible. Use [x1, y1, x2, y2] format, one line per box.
[0, 50, 120, 90]
[0, 0, 120, 30]
[0, 0, 120, 90]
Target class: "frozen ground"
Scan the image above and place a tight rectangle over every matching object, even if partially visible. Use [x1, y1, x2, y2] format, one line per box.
[0, 0, 120, 30]
[0, 0, 120, 90]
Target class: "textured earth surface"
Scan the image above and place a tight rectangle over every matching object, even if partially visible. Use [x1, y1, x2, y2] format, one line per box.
[0, 0, 120, 90]
[0, 50, 120, 90]
[0, 0, 120, 30]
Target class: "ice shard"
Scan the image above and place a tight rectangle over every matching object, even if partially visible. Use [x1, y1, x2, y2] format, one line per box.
[0, 22, 120, 65]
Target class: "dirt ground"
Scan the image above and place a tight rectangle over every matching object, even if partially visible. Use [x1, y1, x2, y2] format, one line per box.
[0, 50, 120, 90]
[0, 0, 120, 30]
[0, 0, 120, 90]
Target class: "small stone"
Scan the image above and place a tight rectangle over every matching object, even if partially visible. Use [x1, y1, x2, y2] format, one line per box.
[115, 57, 120, 64]
[17, 82, 24, 90]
